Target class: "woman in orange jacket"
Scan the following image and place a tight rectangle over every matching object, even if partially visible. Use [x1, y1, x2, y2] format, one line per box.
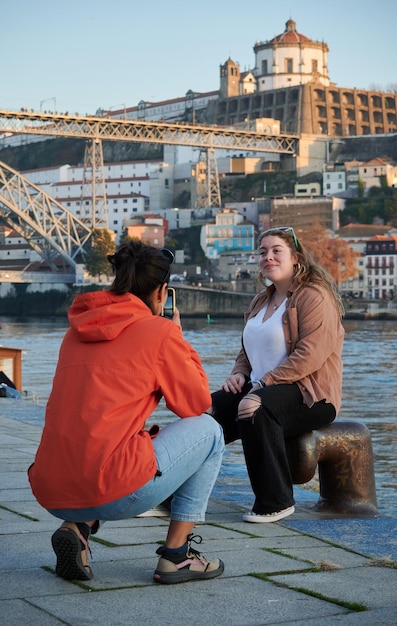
[211, 227, 344, 523]
[28, 241, 225, 585]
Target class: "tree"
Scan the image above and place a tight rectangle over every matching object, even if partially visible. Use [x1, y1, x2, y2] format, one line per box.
[341, 186, 397, 226]
[84, 228, 116, 278]
[298, 223, 359, 285]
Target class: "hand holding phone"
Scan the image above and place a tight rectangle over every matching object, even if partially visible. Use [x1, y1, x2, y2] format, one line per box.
[163, 287, 176, 319]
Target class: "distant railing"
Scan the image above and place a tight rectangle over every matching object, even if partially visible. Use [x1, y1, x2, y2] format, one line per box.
[0, 271, 76, 284]
[0, 347, 22, 391]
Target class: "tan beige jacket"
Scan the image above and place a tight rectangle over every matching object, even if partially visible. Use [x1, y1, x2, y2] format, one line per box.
[231, 284, 344, 412]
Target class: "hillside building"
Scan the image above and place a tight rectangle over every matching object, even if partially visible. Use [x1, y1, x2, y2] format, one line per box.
[207, 19, 397, 139]
[366, 235, 397, 300]
[201, 209, 255, 259]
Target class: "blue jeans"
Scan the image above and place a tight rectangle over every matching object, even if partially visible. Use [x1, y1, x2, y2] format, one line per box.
[48, 414, 224, 523]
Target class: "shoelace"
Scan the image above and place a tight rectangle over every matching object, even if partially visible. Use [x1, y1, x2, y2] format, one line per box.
[186, 534, 207, 562]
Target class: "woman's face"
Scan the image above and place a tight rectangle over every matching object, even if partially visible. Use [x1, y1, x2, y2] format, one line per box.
[258, 235, 297, 284]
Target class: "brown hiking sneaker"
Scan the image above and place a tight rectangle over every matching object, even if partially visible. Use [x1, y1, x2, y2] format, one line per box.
[153, 533, 224, 584]
[51, 522, 93, 581]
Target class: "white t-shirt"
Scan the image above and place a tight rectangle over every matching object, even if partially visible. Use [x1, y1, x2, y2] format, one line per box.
[243, 300, 288, 384]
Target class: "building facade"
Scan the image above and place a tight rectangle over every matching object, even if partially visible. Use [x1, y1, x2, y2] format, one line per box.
[366, 235, 397, 300]
[209, 19, 397, 138]
[23, 160, 158, 242]
[201, 209, 255, 259]
[269, 196, 341, 232]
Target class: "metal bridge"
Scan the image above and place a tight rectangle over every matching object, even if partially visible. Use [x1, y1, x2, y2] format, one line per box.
[0, 109, 298, 153]
[0, 161, 92, 272]
[0, 109, 299, 279]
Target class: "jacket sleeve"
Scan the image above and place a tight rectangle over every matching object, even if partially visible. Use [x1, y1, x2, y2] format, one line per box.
[231, 346, 251, 378]
[263, 288, 342, 386]
[155, 325, 212, 417]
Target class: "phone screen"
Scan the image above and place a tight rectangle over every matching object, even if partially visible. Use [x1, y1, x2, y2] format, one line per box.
[163, 287, 176, 319]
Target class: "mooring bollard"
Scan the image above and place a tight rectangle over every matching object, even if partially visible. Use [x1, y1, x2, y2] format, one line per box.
[286, 420, 378, 517]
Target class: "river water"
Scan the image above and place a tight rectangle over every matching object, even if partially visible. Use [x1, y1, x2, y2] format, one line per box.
[1, 315, 396, 517]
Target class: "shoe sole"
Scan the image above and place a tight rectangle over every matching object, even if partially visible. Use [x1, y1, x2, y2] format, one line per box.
[243, 506, 295, 523]
[153, 560, 224, 584]
[136, 507, 170, 518]
[51, 528, 93, 581]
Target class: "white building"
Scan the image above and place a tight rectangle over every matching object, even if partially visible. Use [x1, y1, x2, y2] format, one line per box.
[253, 19, 330, 92]
[323, 164, 347, 195]
[22, 160, 160, 241]
[101, 90, 219, 123]
[358, 158, 397, 189]
[366, 234, 397, 300]
[336, 224, 397, 299]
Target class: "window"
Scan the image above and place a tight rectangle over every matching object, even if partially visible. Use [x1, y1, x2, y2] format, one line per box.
[285, 58, 293, 73]
[312, 59, 318, 73]
[261, 59, 268, 75]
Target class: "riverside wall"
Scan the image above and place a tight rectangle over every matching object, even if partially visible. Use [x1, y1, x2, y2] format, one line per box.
[0, 283, 395, 319]
[0, 284, 255, 318]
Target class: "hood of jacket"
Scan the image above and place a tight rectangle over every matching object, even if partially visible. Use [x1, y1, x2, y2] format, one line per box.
[68, 290, 151, 343]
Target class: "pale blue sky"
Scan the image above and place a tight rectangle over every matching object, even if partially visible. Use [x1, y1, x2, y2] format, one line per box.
[2, 0, 396, 114]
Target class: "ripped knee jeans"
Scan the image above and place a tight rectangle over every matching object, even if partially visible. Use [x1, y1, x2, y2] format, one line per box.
[237, 390, 263, 422]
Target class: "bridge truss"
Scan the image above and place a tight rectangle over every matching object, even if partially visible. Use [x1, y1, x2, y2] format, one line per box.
[0, 110, 298, 153]
[0, 161, 92, 271]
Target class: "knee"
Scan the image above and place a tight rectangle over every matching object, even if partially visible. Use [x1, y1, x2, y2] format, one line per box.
[238, 393, 262, 420]
[202, 413, 226, 452]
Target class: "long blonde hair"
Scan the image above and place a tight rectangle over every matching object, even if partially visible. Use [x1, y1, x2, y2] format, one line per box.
[257, 228, 345, 318]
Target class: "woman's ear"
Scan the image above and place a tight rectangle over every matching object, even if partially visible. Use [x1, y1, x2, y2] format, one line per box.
[158, 283, 168, 303]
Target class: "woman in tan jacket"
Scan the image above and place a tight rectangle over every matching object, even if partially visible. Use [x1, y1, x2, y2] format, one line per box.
[211, 227, 345, 523]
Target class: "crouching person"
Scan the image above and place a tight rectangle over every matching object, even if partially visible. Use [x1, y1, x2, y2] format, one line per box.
[28, 241, 224, 584]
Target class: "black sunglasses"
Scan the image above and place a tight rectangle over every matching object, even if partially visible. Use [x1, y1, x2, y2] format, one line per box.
[160, 248, 175, 283]
[161, 248, 175, 264]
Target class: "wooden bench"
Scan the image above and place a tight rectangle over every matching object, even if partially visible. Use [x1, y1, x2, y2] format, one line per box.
[285, 420, 378, 517]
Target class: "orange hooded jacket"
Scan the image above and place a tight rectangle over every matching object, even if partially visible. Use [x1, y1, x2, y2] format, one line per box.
[28, 291, 211, 509]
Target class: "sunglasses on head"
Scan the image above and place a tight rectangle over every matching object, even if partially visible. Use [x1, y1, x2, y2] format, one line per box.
[261, 227, 299, 250]
[161, 248, 175, 264]
[160, 248, 175, 283]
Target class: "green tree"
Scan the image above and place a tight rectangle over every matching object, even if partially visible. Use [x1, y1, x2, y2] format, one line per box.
[341, 186, 397, 226]
[84, 228, 116, 278]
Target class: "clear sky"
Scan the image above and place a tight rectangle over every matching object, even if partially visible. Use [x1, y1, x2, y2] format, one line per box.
[2, 0, 396, 115]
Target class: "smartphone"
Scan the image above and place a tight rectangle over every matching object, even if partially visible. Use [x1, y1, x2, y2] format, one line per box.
[163, 287, 176, 319]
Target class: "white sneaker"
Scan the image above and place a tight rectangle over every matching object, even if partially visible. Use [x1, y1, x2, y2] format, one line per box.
[242, 505, 295, 523]
[136, 505, 170, 518]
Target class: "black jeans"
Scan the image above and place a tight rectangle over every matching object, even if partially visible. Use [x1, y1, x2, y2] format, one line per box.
[211, 382, 336, 514]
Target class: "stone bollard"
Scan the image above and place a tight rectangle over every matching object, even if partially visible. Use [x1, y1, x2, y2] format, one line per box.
[285, 420, 379, 517]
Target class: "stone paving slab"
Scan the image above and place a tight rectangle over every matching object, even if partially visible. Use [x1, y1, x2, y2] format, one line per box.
[1, 599, 67, 625]
[277, 545, 373, 568]
[285, 608, 397, 625]
[270, 566, 397, 610]
[286, 518, 397, 562]
[28, 576, 349, 626]
[0, 568, 86, 600]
